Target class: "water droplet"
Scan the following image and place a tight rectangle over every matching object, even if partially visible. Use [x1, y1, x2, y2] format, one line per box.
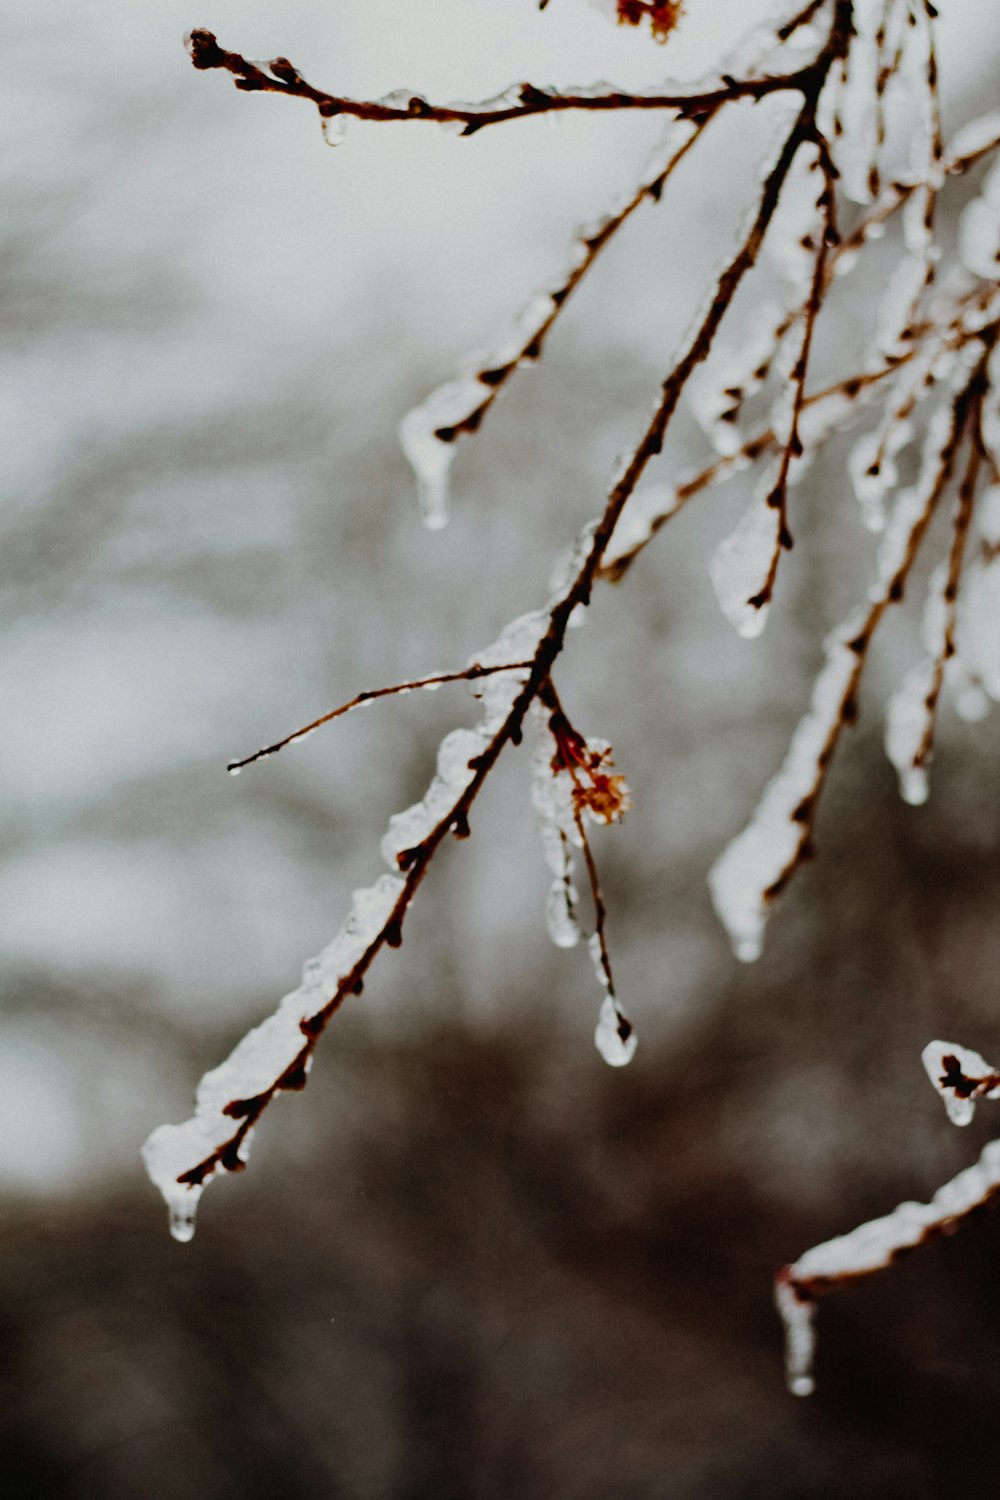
[169, 1198, 198, 1243]
[594, 995, 637, 1068]
[322, 114, 349, 148]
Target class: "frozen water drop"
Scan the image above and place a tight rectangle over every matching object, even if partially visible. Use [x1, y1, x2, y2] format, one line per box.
[322, 113, 349, 147]
[594, 995, 637, 1068]
[169, 1197, 198, 1244]
[775, 1275, 816, 1398]
[228, 765, 242, 777]
[545, 879, 581, 949]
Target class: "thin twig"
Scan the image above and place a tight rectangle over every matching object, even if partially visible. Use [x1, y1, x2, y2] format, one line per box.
[227, 660, 534, 773]
[185, 28, 820, 136]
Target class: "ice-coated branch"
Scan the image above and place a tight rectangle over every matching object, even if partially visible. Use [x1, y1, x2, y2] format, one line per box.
[708, 336, 995, 961]
[532, 676, 637, 1064]
[884, 434, 983, 804]
[601, 358, 908, 580]
[144, 47, 850, 1234]
[777, 1035, 1000, 1396]
[226, 659, 535, 774]
[399, 114, 712, 527]
[184, 27, 819, 139]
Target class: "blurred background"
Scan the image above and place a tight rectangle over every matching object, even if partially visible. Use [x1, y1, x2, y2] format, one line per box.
[3, 1, 1000, 1495]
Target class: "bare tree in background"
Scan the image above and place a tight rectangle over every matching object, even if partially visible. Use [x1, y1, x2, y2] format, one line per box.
[141, 0, 1000, 1396]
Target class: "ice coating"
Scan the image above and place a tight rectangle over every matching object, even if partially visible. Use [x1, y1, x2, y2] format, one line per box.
[884, 659, 935, 805]
[922, 1040, 1000, 1127]
[709, 472, 783, 639]
[876, 253, 931, 357]
[546, 875, 582, 948]
[710, 366, 967, 958]
[708, 610, 861, 961]
[884, 561, 950, 806]
[398, 394, 462, 530]
[959, 158, 1000, 281]
[982, 349, 1000, 471]
[468, 609, 548, 730]
[398, 118, 701, 523]
[594, 994, 638, 1068]
[144, 601, 557, 1229]
[321, 113, 348, 147]
[847, 348, 942, 532]
[827, 3, 877, 203]
[602, 482, 685, 571]
[778, 1033, 1000, 1395]
[766, 145, 823, 292]
[789, 1139, 1000, 1286]
[948, 111, 1000, 163]
[142, 868, 406, 1234]
[689, 301, 789, 458]
[774, 1272, 817, 1397]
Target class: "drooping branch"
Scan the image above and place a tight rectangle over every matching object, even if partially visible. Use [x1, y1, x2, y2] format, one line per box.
[400, 113, 713, 524]
[708, 336, 996, 960]
[144, 26, 853, 1231]
[226, 660, 535, 774]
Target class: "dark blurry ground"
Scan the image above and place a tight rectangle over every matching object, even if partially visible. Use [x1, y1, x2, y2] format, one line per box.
[5, 3, 1000, 1496]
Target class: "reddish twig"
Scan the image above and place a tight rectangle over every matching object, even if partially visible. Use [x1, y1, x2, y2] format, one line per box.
[226, 660, 535, 774]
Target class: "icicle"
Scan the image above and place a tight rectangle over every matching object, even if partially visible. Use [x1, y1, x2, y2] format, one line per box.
[399, 399, 461, 530]
[594, 994, 638, 1068]
[321, 113, 349, 147]
[948, 111, 1000, 163]
[884, 658, 935, 804]
[774, 1273, 817, 1397]
[884, 560, 950, 804]
[546, 875, 581, 949]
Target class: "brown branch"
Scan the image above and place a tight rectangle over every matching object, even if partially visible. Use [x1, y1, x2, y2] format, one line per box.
[600, 285, 995, 583]
[750, 128, 839, 611]
[169, 34, 853, 1195]
[184, 27, 821, 136]
[226, 660, 535, 773]
[758, 339, 995, 910]
[426, 112, 715, 448]
[776, 0, 831, 42]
